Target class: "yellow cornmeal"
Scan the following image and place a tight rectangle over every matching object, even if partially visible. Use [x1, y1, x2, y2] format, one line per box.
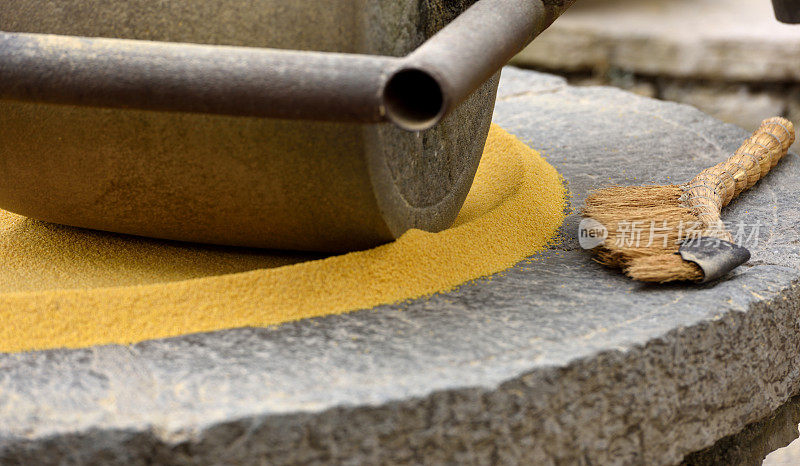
[0, 125, 566, 353]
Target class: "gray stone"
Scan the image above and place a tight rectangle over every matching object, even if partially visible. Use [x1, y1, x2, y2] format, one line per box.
[2, 67, 800, 465]
[788, 97, 800, 137]
[660, 83, 789, 140]
[510, 0, 800, 152]
[685, 396, 800, 465]
[764, 414, 800, 465]
[1, 0, 494, 252]
[513, 0, 800, 82]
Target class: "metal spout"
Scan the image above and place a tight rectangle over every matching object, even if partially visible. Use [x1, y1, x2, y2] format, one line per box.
[0, 0, 575, 132]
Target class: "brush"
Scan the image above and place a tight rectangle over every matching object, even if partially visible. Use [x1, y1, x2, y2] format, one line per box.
[582, 117, 795, 283]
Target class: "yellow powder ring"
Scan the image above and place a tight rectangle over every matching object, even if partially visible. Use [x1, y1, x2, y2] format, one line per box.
[0, 125, 566, 353]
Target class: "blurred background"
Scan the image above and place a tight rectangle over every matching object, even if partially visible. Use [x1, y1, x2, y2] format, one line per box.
[512, 0, 799, 151]
[513, 0, 800, 463]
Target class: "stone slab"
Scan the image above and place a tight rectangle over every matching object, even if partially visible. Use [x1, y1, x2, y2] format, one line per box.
[659, 83, 791, 142]
[686, 396, 800, 465]
[513, 0, 800, 82]
[1, 68, 800, 465]
[764, 409, 800, 465]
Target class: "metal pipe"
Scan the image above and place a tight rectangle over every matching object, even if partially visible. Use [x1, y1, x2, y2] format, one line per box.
[385, 0, 548, 130]
[0, 33, 398, 123]
[0, 0, 574, 131]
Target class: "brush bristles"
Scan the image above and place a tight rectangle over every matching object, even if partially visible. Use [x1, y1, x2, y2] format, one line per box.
[625, 254, 703, 283]
[583, 117, 795, 283]
[584, 185, 705, 282]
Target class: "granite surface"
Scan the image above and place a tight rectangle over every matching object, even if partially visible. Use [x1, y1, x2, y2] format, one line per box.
[513, 0, 800, 81]
[1, 68, 800, 465]
[511, 0, 800, 152]
[685, 396, 800, 465]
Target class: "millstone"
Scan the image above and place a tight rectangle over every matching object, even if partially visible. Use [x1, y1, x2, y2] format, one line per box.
[1, 68, 799, 465]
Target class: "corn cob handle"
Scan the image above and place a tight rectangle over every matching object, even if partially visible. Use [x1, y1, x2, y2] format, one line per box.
[684, 117, 795, 240]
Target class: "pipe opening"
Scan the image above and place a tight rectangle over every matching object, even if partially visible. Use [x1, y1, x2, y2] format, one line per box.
[383, 68, 446, 132]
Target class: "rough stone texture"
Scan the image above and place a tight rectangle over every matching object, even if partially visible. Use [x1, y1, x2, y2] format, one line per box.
[684, 396, 800, 466]
[764, 418, 800, 465]
[660, 83, 789, 135]
[513, 0, 800, 82]
[789, 98, 800, 134]
[1, 68, 800, 465]
[525, 73, 800, 152]
[511, 0, 800, 150]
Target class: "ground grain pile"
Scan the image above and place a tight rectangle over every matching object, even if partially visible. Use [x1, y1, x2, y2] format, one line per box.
[0, 125, 566, 353]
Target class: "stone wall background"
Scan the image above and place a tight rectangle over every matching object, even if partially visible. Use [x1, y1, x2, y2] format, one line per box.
[765, 441, 800, 464]
[512, 0, 800, 150]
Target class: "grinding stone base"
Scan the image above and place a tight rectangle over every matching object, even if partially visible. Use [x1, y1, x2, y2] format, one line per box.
[684, 396, 800, 465]
[2, 68, 800, 465]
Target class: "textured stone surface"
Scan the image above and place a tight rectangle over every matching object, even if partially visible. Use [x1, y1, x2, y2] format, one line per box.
[660, 83, 789, 135]
[764, 418, 800, 465]
[511, 0, 800, 152]
[2, 68, 800, 464]
[511, 0, 800, 151]
[513, 0, 800, 82]
[685, 396, 800, 465]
